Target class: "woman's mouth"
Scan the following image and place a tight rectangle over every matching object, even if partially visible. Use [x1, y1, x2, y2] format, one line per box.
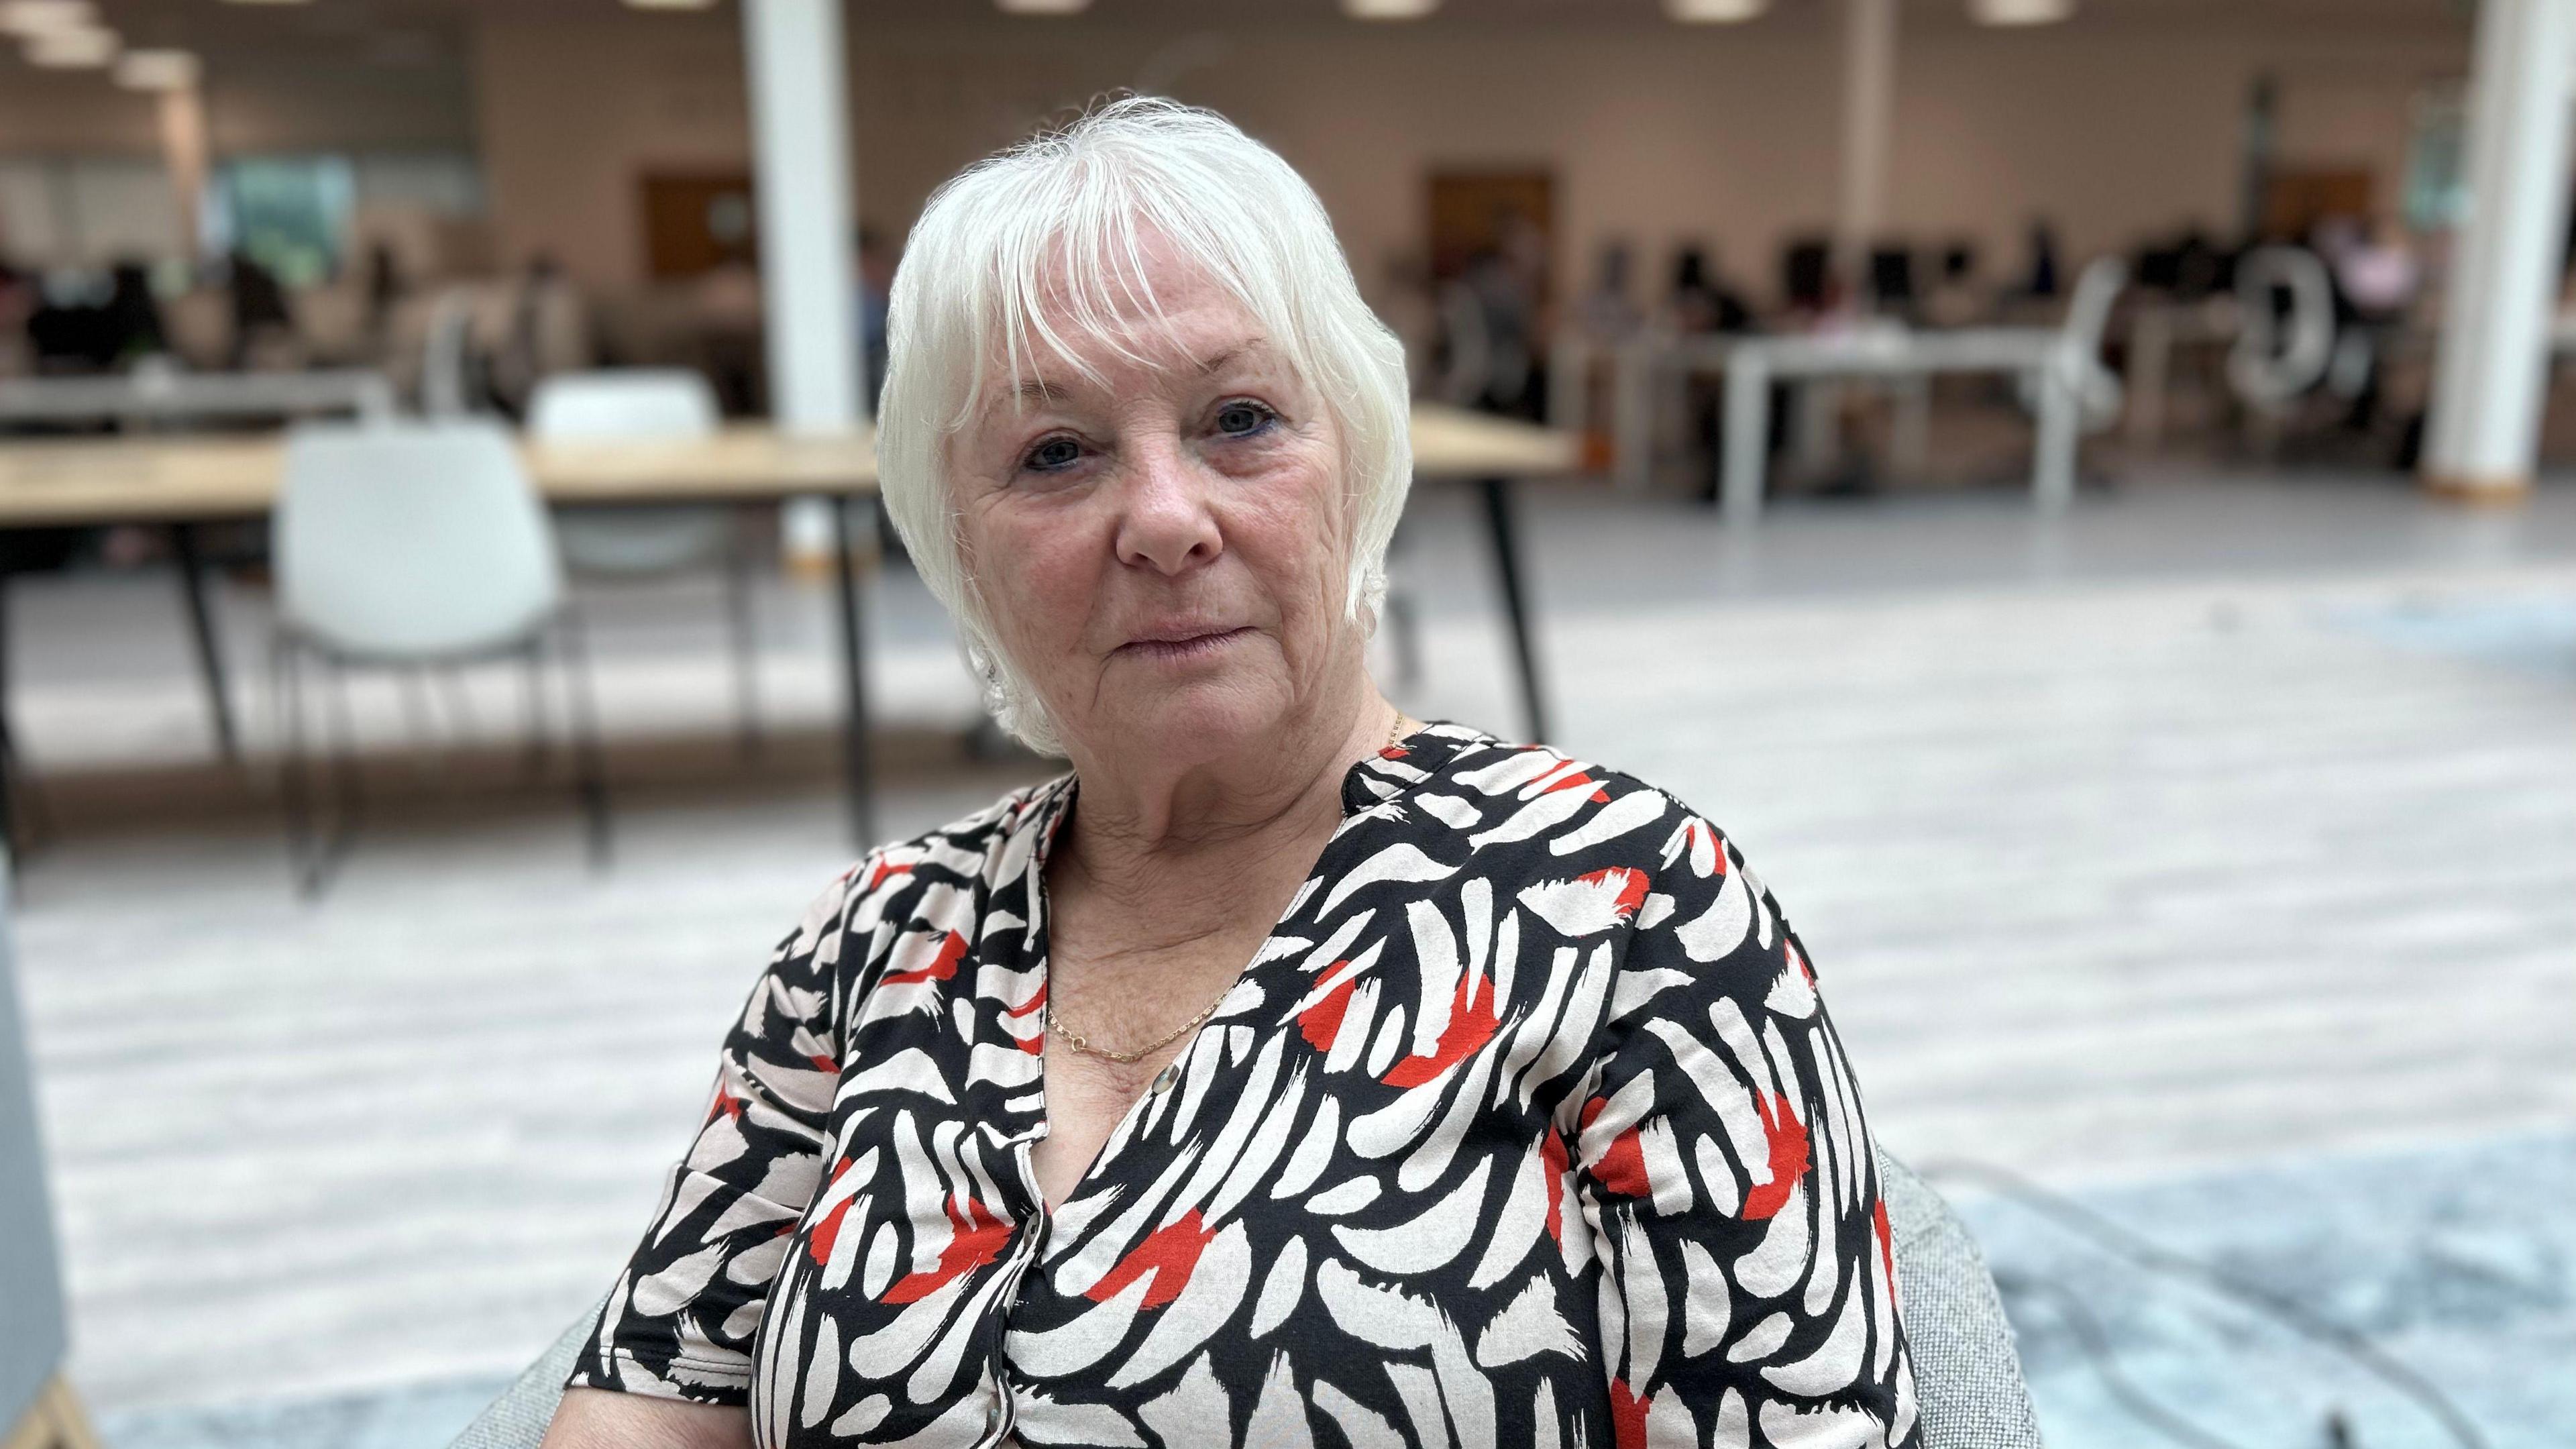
[1117, 627, 1254, 663]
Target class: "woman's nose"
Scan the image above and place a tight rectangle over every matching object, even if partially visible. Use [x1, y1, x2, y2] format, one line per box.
[1112, 437, 1223, 576]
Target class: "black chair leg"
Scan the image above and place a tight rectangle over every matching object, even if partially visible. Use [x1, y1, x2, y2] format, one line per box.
[519, 647, 552, 780]
[275, 638, 343, 900]
[556, 617, 612, 871]
[722, 533, 763, 763]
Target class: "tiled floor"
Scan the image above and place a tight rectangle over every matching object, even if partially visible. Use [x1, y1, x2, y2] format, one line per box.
[11, 469, 2573, 1446]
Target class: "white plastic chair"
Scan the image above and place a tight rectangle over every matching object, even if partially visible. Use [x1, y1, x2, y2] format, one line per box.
[529, 370, 763, 756]
[2227, 246, 2338, 455]
[272, 420, 609, 895]
[2015, 255, 2127, 434]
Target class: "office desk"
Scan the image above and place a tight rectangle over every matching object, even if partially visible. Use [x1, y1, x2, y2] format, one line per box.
[0, 370, 396, 427]
[0, 407, 1581, 849]
[1721, 328, 2083, 523]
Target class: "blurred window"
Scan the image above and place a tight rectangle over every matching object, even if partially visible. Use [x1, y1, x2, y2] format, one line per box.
[211, 156, 356, 289]
[2403, 87, 2467, 233]
[0, 157, 180, 268]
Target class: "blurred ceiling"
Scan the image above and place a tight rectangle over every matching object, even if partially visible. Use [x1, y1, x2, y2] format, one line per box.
[13, 0, 2474, 75]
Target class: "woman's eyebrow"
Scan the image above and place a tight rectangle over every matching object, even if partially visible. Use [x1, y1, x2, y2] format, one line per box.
[1194, 341, 1271, 376]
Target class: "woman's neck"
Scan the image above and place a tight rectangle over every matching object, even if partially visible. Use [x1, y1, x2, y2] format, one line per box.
[1055, 685, 1395, 932]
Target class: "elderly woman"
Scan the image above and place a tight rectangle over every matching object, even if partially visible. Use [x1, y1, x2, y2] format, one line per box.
[545, 100, 1917, 1449]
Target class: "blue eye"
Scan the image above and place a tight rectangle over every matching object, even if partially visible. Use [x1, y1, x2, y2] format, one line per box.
[1022, 436, 1083, 473]
[1215, 400, 1275, 438]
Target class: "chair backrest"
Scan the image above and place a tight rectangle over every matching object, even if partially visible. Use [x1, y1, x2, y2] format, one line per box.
[527, 370, 718, 443]
[2059, 255, 2129, 363]
[275, 420, 563, 659]
[1880, 1152, 2046, 1449]
[0, 859, 70, 1431]
[528, 371, 733, 576]
[2229, 244, 2337, 405]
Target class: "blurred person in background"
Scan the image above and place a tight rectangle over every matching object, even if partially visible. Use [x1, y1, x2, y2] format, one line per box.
[491, 252, 589, 416]
[105, 261, 170, 368]
[362, 240, 407, 354]
[1437, 221, 1546, 419]
[1672, 243, 1760, 504]
[1670, 242, 1755, 335]
[2017, 217, 2061, 302]
[1576, 237, 1642, 342]
[0, 215, 32, 379]
[542, 97, 1919, 1449]
[224, 249, 292, 369]
[2331, 214, 2421, 321]
[1921, 240, 1984, 327]
[2318, 214, 2424, 435]
[855, 227, 894, 409]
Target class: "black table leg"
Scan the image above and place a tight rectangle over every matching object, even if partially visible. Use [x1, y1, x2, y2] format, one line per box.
[1477, 475, 1552, 745]
[170, 523, 239, 761]
[0, 572, 15, 865]
[828, 495, 877, 849]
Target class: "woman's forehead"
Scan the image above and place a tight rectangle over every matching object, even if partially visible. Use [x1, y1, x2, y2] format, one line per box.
[983, 276, 1281, 407]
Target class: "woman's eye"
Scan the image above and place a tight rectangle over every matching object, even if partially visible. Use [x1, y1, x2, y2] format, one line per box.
[1022, 436, 1083, 473]
[1214, 400, 1275, 438]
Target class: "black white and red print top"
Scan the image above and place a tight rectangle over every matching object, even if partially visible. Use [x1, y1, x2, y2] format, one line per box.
[568, 720, 1921, 1449]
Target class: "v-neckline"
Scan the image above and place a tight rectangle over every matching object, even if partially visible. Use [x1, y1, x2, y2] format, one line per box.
[1008, 721, 1468, 1219]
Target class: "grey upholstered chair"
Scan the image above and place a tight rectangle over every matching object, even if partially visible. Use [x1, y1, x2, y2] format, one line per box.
[447, 1151, 2040, 1449]
[3, 863, 105, 1449]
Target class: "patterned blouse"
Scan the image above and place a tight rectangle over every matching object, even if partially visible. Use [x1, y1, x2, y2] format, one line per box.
[568, 720, 1921, 1449]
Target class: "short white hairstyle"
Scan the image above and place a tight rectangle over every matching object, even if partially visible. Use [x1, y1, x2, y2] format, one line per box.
[875, 97, 1413, 757]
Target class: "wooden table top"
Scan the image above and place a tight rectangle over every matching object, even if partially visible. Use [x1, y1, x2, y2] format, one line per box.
[0, 404, 1582, 528]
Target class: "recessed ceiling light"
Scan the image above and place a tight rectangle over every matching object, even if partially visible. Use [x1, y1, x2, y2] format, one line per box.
[115, 47, 199, 89]
[23, 23, 116, 66]
[1970, 0, 2074, 23]
[0, 0, 93, 36]
[1344, 0, 1438, 17]
[1667, 0, 1767, 19]
[995, 0, 1091, 12]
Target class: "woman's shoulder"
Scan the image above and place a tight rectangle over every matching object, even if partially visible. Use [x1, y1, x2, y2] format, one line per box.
[1421, 728, 1746, 867]
[1411, 729, 1788, 953]
[785, 771, 1073, 952]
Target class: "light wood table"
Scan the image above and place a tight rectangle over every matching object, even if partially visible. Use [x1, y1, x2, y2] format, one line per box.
[0, 407, 1580, 848]
[1404, 403, 1583, 743]
[0, 425, 882, 844]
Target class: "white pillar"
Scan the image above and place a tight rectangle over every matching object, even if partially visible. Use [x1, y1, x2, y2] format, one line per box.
[1837, 0, 1898, 292]
[743, 0, 861, 558]
[157, 85, 209, 260]
[2422, 0, 2576, 499]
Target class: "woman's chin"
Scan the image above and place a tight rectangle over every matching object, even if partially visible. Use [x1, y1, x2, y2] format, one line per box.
[1095, 678, 1291, 761]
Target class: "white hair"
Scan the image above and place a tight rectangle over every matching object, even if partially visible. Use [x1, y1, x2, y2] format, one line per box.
[874, 97, 1413, 757]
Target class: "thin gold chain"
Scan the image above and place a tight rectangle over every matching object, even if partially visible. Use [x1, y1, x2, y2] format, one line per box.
[1044, 993, 1230, 1066]
[1045, 708, 1413, 1067]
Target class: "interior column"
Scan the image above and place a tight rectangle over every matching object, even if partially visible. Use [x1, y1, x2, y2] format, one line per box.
[743, 0, 863, 559]
[2422, 0, 2576, 500]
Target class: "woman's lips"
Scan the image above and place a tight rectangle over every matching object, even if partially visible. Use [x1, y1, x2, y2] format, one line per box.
[1116, 626, 1253, 663]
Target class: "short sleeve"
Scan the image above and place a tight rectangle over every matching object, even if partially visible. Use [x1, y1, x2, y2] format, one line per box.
[1568, 810, 1921, 1448]
[564, 867, 857, 1403]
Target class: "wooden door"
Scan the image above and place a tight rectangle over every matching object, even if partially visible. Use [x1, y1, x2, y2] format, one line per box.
[639, 170, 757, 280]
[1428, 169, 1554, 300]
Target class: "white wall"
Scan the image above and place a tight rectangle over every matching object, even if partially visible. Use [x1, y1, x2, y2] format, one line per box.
[0, 7, 2467, 291]
[462, 7, 2467, 301]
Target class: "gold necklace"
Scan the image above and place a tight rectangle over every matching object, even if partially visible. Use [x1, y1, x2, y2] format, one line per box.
[1045, 708, 1413, 1067]
[1044, 994, 1230, 1066]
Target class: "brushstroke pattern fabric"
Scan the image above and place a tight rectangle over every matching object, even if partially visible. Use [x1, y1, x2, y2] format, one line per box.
[568, 720, 1919, 1448]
